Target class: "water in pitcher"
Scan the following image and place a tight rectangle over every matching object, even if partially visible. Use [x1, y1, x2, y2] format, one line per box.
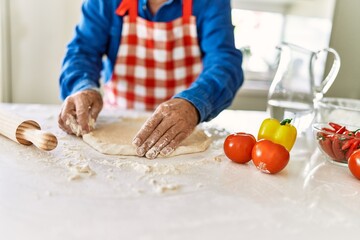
[267, 99, 315, 133]
[267, 42, 341, 134]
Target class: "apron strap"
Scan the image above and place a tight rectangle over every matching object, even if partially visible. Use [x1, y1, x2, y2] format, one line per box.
[116, 0, 192, 22]
[116, 0, 138, 22]
[183, 0, 192, 22]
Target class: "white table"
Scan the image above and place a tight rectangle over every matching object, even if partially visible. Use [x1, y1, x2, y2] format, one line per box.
[0, 104, 359, 240]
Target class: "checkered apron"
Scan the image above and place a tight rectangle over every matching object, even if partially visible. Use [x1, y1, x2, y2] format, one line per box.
[104, 0, 202, 110]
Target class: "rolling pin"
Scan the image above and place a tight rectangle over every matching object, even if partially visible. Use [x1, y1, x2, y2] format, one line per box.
[0, 108, 58, 151]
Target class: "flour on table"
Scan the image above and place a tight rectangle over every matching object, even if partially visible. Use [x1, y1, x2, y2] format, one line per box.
[82, 117, 211, 157]
[149, 179, 181, 193]
[66, 162, 96, 181]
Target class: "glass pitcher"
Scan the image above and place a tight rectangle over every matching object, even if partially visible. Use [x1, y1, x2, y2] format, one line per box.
[267, 42, 341, 133]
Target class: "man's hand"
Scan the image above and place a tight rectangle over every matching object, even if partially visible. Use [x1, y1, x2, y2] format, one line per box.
[132, 98, 199, 159]
[58, 89, 103, 136]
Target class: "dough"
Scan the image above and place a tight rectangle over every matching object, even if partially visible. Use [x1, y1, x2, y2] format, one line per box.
[82, 117, 211, 157]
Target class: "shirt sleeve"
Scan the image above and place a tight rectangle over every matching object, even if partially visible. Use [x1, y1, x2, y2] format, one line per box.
[174, 0, 244, 122]
[59, 0, 113, 100]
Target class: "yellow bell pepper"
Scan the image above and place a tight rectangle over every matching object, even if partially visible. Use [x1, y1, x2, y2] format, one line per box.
[257, 118, 297, 151]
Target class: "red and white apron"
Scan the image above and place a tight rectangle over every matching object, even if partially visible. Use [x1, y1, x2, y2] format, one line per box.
[104, 0, 202, 110]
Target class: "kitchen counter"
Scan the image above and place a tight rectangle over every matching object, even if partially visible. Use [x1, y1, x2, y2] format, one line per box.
[0, 104, 359, 240]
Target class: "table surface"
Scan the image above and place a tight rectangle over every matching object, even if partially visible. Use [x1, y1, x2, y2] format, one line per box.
[0, 104, 359, 240]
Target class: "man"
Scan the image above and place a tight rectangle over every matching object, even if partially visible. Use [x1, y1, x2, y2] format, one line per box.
[58, 0, 243, 159]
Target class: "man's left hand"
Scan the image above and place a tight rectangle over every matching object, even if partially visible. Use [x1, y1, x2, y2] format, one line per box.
[132, 98, 199, 159]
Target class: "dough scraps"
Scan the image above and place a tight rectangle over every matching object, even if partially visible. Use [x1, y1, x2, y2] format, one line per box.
[82, 117, 211, 157]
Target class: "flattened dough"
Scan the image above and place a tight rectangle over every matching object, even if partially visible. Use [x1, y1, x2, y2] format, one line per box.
[83, 117, 211, 157]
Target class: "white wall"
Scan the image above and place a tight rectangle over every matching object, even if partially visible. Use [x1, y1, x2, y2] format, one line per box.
[0, 0, 9, 102]
[9, 0, 82, 104]
[0, 0, 3, 101]
[287, 0, 336, 19]
[233, 0, 335, 17]
[326, 0, 360, 99]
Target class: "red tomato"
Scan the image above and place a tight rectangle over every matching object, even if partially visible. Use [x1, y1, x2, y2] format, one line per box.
[251, 139, 290, 174]
[223, 132, 256, 164]
[348, 149, 360, 180]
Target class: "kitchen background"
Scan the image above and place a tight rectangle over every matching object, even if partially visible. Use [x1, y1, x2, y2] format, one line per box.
[0, 0, 359, 110]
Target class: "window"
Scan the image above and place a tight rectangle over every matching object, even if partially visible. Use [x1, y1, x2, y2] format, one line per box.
[231, 0, 336, 91]
[232, 9, 284, 89]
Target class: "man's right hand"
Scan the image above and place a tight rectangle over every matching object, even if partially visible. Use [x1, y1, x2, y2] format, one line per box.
[58, 89, 103, 136]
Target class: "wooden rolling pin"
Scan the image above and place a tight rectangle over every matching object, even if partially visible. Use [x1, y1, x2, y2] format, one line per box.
[0, 108, 58, 151]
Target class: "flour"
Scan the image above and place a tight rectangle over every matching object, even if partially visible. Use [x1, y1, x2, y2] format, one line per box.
[214, 154, 225, 162]
[132, 162, 154, 174]
[66, 162, 96, 181]
[3, 108, 226, 196]
[93, 158, 214, 176]
[88, 157, 225, 194]
[10, 127, 223, 194]
[196, 183, 204, 189]
[45, 191, 53, 197]
[156, 184, 181, 193]
[65, 114, 95, 137]
[149, 179, 181, 193]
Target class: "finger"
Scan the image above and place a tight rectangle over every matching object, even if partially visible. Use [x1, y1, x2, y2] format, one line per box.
[88, 99, 103, 132]
[145, 125, 179, 159]
[60, 99, 76, 122]
[58, 113, 74, 135]
[160, 131, 189, 156]
[135, 119, 175, 157]
[132, 113, 163, 147]
[59, 101, 76, 134]
[89, 98, 103, 120]
[74, 99, 91, 133]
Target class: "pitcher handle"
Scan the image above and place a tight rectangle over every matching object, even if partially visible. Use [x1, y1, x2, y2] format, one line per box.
[313, 48, 341, 95]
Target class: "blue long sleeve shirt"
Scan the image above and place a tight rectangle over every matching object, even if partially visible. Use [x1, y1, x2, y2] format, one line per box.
[60, 0, 243, 122]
